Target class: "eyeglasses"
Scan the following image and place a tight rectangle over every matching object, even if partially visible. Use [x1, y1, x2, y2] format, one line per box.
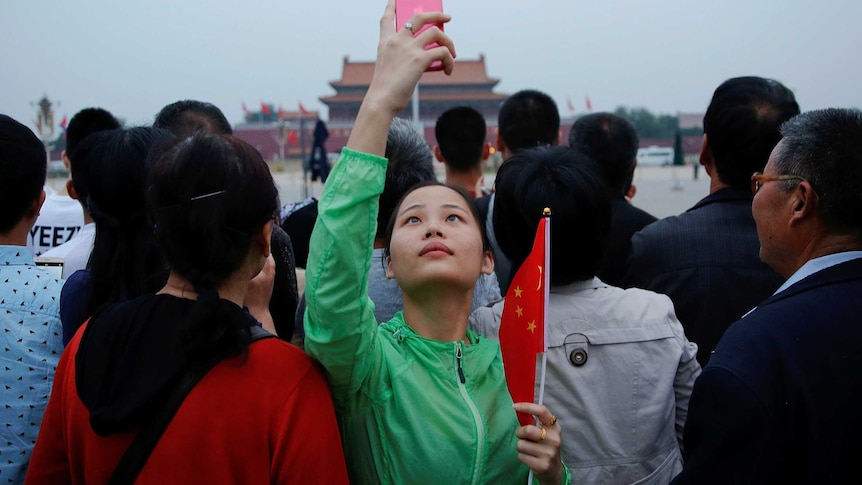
[750, 172, 806, 195]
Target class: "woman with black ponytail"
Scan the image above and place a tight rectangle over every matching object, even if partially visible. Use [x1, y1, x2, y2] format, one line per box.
[26, 134, 349, 484]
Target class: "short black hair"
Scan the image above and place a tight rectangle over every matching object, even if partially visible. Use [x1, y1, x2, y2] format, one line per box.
[703, 76, 799, 190]
[0, 115, 46, 233]
[493, 146, 611, 285]
[773, 108, 862, 237]
[66, 108, 122, 209]
[153, 100, 233, 138]
[568, 113, 639, 197]
[498, 90, 560, 152]
[435, 106, 486, 172]
[378, 118, 436, 239]
[65, 107, 121, 159]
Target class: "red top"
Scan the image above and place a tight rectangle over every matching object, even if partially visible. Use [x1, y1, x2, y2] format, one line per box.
[25, 327, 349, 485]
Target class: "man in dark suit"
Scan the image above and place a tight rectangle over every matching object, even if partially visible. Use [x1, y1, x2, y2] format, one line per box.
[672, 108, 862, 484]
[569, 113, 656, 287]
[625, 77, 799, 366]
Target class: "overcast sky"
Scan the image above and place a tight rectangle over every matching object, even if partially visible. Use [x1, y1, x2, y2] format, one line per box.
[3, 0, 860, 133]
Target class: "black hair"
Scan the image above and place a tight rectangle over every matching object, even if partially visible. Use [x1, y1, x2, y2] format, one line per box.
[703, 76, 799, 190]
[493, 146, 611, 285]
[568, 112, 639, 197]
[435, 106, 487, 172]
[0, 114, 46, 233]
[65, 107, 121, 159]
[153, 100, 233, 138]
[773, 108, 862, 237]
[378, 117, 436, 239]
[382, 179, 490, 263]
[149, 134, 279, 358]
[83, 127, 175, 319]
[498, 90, 560, 152]
[66, 108, 122, 209]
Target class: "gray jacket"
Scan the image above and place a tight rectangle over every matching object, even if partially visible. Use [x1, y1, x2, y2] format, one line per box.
[469, 278, 700, 485]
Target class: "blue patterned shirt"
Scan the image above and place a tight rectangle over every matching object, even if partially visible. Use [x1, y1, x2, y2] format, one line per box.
[1, 245, 63, 484]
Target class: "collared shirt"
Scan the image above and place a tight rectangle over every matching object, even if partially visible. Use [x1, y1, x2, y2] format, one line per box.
[0, 245, 64, 483]
[774, 251, 862, 295]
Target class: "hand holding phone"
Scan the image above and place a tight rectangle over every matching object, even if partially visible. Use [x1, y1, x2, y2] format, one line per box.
[396, 0, 445, 71]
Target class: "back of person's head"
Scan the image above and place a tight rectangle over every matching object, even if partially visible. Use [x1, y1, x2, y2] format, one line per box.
[703, 76, 799, 189]
[0, 115, 46, 234]
[498, 90, 560, 152]
[435, 106, 487, 172]
[149, 134, 279, 357]
[65, 108, 121, 160]
[153, 100, 233, 138]
[773, 108, 862, 238]
[494, 146, 611, 285]
[378, 117, 436, 239]
[84, 126, 175, 317]
[568, 113, 639, 197]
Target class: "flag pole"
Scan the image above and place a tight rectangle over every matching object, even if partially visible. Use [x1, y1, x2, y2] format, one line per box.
[528, 208, 552, 485]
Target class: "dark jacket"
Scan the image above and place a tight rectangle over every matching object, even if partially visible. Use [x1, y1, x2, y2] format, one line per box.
[599, 198, 656, 287]
[625, 188, 783, 365]
[672, 257, 862, 484]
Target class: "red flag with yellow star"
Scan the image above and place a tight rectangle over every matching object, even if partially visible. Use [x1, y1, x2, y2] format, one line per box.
[499, 213, 549, 425]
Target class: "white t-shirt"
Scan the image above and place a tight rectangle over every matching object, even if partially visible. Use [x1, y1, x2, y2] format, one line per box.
[27, 188, 84, 256]
[39, 223, 95, 278]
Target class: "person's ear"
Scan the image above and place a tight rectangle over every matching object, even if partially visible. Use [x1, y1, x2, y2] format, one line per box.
[788, 180, 818, 225]
[29, 190, 47, 218]
[480, 249, 494, 276]
[699, 134, 713, 166]
[255, 220, 274, 258]
[481, 142, 491, 161]
[61, 150, 70, 170]
[385, 254, 395, 279]
[433, 145, 445, 162]
[66, 179, 79, 201]
[495, 130, 508, 160]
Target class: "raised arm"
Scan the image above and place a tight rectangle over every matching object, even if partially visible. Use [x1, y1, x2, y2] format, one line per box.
[303, 1, 455, 405]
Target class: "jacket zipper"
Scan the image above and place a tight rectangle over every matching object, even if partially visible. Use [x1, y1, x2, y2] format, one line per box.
[455, 341, 485, 485]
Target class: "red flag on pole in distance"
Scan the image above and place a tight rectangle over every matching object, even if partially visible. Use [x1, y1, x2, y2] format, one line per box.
[242, 102, 251, 116]
[499, 211, 549, 426]
[566, 97, 575, 113]
[277, 106, 286, 120]
[585, 96, 593, 112]
[298, 101, 310, 115]
[260, 103, 271, 116]
[59, 116, 68, 138]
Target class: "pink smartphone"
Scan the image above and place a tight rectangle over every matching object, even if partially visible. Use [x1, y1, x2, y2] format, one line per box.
[395, 0, 445, 71]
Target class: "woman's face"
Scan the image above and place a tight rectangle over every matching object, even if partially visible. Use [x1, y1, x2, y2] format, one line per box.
[386, 185, 494, 293]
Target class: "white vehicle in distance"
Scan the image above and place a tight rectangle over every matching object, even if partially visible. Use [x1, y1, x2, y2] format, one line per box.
[637, 146, 675, 166]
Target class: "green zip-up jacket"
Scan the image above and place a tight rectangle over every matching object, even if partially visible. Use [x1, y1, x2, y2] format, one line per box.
[304, 148, 570, 485]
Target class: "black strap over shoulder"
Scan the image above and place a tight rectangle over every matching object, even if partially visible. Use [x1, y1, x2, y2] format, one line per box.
[108, 326, 275, 485]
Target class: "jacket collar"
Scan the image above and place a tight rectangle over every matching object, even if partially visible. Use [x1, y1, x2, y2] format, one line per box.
[757, 257, 862, 308]
[686, 187, 753, 213]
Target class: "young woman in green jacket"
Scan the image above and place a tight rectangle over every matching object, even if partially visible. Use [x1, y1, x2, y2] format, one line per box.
[303, 3, 570, 484]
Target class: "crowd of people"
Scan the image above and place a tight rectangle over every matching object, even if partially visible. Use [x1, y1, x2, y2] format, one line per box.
[2, 2, 862, 484]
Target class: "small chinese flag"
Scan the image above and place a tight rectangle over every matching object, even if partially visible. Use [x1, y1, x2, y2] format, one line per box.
[298, 101, 310, 115]
[585, 96, 593, 112]
[242, 102, 251, 116]
[499, 211, 550, 426]
[277, 106, 286, 120]
[260, 102, 271, 116]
